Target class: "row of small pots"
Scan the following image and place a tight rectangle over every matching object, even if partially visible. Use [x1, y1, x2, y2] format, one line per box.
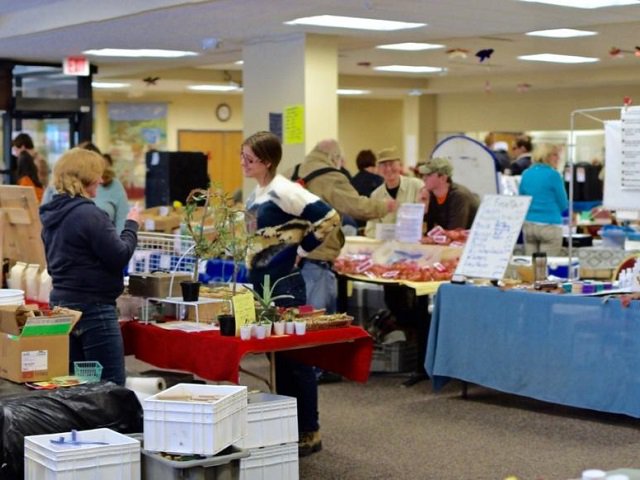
[218, 315, 306, 338]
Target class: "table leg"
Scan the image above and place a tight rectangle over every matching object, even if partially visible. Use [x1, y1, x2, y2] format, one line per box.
[268, 351, 276, 394]
[337, 275, 349, 316]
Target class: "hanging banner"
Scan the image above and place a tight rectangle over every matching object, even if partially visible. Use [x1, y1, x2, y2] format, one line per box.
[107, 103, 168, 201]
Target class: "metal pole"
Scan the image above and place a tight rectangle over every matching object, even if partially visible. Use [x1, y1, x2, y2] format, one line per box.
[567, 106, 624, 280]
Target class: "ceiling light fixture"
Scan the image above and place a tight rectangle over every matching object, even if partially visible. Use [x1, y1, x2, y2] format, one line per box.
[285, 15, 425, 31]
[526, 28, 597, 38]
[337, 89, 371, 95]
[84, 48, 198, 58]
[376, 42, 444, 51]
[91, 82, 130, 89]
[518, 53, 599, 63]
[187, 84, 239, 92]
[374, 65, 444, 73]
[234, 60, 244, 65]
[518, 0, 638, 8]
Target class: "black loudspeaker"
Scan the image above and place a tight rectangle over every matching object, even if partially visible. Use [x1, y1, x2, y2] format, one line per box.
[145, 151, 208, 208]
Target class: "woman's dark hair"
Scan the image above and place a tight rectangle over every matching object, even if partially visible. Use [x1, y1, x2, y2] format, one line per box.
[12, 133, 34, 150]
[17, 151, 42, 188]
[242, 131, 282, 175]
[356, 150, 377, 171]
[78, 140, 102, 155]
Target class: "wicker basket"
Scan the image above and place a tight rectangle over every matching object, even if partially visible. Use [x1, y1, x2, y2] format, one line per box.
[304, 314, 354, 331]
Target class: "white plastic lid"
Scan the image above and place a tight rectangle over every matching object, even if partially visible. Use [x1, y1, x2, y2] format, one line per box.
[582, 470, 606, 480]
[605, 475, 629, 480]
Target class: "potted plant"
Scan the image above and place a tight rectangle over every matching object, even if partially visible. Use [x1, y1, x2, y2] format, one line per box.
[181, 185, 231, 301]
[246, 273, 295, 331]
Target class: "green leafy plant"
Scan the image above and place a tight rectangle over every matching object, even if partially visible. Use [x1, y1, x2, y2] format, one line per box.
[245, 273, 295, 324]
[182, 185, 253, 291]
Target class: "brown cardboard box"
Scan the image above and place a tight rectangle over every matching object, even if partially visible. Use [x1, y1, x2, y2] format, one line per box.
[140, 206, 182, 233]
[128, 272, 193, 298]
[0, 305, 81, 383]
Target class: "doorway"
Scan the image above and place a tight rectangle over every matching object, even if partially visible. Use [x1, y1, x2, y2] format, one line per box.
[178, 130, 243, 197]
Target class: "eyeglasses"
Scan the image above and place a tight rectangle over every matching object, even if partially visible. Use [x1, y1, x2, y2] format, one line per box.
[240, 151, 261, 164]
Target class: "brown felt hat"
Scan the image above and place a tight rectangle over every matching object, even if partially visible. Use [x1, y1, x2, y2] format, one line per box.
[377, 147, 400, 163]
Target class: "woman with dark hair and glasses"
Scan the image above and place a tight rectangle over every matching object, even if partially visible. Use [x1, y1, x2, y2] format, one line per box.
[242, 131, 340, 456]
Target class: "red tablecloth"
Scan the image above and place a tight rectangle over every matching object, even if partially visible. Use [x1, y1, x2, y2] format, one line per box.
[121, 321, 373, 384]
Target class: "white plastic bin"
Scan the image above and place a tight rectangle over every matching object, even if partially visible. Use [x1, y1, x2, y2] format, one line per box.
[144, 383, 247, 456]
[240, 443, 299, 480]
[234, 393, 298, 449]
[142, 446, 249, 480]
[24, 428, 140, 480]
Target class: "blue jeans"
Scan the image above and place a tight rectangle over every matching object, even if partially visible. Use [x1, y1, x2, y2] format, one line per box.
[51, 302, 125, 386]
[300, 261, 337, 314]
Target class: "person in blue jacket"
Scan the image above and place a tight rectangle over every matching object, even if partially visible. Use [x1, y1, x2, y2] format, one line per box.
[40, 147, 141, 385]
[518, 144, 569, 256]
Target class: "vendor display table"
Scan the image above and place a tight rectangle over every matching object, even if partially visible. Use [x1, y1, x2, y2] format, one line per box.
[122, 321, 373, 391]
[426, 284, 640, 418]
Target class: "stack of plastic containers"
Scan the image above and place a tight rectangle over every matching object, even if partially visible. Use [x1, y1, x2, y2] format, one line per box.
[236, 392, 299, 480]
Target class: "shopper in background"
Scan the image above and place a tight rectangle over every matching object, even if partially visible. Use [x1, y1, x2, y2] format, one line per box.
[92, 149, 130, 233]
[364, 147, 423, 238]
[16, 151, 44, 203]
[484, 132, 511, 173]
[11, 132, 49, 187]
[509, 135, 533, 176]
[351, 149, 383, 198]
[420, 157, 479, 232]
[42, 142, 130, 233]
[40, 147, 141, 386]
[518, 143, 568, 256]
[290, 139, 394, 383]
[242, 131, 340, 457]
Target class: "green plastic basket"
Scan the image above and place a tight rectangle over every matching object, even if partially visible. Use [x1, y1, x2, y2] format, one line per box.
[73, 361, 104, 382]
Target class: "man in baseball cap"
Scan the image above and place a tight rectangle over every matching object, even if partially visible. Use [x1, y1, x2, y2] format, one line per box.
[364, 146, 423, 238]
[419, 157, 479, 232]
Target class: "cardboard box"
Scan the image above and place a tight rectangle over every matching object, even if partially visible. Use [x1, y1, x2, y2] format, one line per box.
[140, 206, 182, 233]
[128, 272, 192, 298]
[0, 306, 81, 383]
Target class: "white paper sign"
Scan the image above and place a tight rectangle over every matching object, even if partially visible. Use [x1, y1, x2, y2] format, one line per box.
[21, 350, 47, 372]
[455, 195, 531, 280]
[620, 106, 640, 190]
[394, 203, 425, 243]
[375, 223, 396, 241]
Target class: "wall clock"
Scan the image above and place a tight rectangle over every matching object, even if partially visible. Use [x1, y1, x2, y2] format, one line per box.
[216, 103, 231, 122]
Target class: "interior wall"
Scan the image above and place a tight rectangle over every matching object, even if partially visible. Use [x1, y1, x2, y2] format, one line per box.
[91, 83, 638, 178]
[338, 97, 404, 173]
[93, 92, 243, 153]
[436, 85, 640, 134]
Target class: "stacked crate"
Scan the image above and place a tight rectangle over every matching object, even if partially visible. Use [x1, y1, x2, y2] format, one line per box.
[236, 392, 299, 480]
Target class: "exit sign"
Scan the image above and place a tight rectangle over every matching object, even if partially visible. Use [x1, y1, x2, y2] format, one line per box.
[63, 56, 90, 76]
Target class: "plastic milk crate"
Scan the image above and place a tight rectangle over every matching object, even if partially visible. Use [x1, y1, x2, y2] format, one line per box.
[370, 341, 418, 373]
[143, 383, 248, 456]
[240, 443, 299, 480]
[234, 392, 298, 449]
[24, 428, 140, 480]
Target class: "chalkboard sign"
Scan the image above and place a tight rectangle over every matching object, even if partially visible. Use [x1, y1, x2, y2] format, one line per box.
[455, 194, 531, 280]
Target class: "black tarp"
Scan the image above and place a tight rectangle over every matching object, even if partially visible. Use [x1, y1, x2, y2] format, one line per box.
[0, 381, 142, 480]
